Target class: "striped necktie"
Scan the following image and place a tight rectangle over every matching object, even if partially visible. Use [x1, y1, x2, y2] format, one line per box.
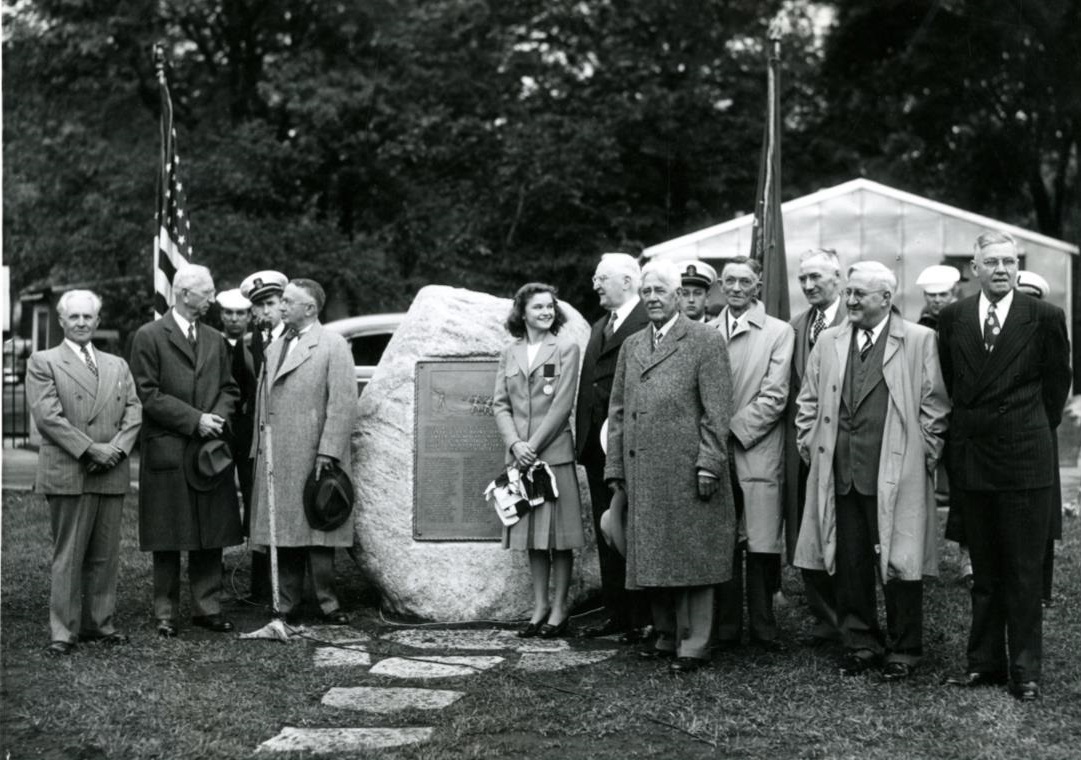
[810, 309, 826, 346]
[859, 329, 874, 361]
[81, 345, 98, 378]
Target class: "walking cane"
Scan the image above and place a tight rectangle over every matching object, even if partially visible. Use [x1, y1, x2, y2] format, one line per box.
[240, 340, 292, 641]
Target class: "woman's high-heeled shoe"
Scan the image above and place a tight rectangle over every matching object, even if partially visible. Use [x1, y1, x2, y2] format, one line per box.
[517, 609, 550, 638]
[538, 615, 571, 639]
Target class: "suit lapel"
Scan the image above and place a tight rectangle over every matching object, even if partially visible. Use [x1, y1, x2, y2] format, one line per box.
[834, 324, 852, 396]
[641, 316, 684, 375]
[856, 314, 896, 407]
[56, 343, 99, 395]
[276, 324, 319, 380]
[531, 335, 558, 374]
[165, 310, 196, 365]
[193, 322, 213, 376]
[972, 294, 1038, 397]
[86, 352, 119, 422]
[951, 296, 986, 382]
[512, 339, 529, 376]
[600, 300, 647, 358]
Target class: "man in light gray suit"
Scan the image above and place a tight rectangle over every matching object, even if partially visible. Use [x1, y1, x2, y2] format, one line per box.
[250, 278, 356, 624]
[27, 290, 141, 655]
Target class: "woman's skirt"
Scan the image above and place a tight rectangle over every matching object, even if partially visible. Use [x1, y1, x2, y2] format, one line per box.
[502, 462, 586, 551]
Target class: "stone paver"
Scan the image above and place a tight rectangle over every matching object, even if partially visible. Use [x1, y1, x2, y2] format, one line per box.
[322, 686, 465, 713]
[514, 649, 618, 672]
[257, 727, 432, 753]
[383, 628, 569, 652]
[297, 626, 370, 644]
[369, 655, 504, 679]
[313, 646, 372, 668]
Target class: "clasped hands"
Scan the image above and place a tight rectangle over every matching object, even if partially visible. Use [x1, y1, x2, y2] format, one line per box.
[84, 442, 124, 473]
[510, 441, 538, 470]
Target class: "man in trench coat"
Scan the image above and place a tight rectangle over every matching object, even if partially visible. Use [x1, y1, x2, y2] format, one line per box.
[605, 259, 736, 673]
[714, 257, 794, 651]
[785, 248, 846, 644]
[130, 264, 242, 637]
[27, 290, 142, 654]
[795, 261, 949, 680]
[250, 278, 356, 624]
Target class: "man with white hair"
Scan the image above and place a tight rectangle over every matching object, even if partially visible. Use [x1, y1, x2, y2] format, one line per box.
[130, 264, 243, 637]
[576, 252, 652, 641]
[606, 259, 736, 672]
[795, 260, 949, 680]
[27, 290, 142, 655]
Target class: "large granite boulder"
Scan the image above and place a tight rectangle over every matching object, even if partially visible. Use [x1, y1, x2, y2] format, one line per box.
[351, 285, 599, 621]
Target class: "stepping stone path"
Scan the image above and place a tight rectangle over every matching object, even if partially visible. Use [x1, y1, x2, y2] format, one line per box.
[257, 625, 619, 754]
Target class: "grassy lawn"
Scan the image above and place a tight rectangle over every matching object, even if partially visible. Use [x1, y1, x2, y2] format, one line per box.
[2, 488, 1080, 760]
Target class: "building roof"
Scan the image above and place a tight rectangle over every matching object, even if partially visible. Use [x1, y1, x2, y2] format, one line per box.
[644, 178, 1078, 258]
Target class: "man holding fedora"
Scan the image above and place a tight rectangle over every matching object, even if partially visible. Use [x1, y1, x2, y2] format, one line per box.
[677, 260, 717, 323]
[130, 264, 243, 637]
[250, 278, 356, 624]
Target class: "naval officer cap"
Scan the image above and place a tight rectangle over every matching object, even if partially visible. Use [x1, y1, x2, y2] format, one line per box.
[915, 264, 960, 294]
[1016, 270, 1050, 299]
[216, 288, 251, 311]
[678, 260, 717, 289]
[240, 270, 288, 304]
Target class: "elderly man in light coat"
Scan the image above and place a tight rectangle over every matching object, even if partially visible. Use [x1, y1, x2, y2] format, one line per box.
[606, 259, 736, 674]
[796, 261, 949, 681]
[713, 257, 795, 652]
[250, 278, 356, 625]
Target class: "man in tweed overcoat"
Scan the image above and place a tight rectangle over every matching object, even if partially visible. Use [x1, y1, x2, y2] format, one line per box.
[605, 259, 736, 673]
[250, 278, 356, 624]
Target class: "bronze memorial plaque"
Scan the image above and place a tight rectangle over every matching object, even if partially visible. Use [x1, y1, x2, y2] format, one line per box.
[413, 359, 506, 540]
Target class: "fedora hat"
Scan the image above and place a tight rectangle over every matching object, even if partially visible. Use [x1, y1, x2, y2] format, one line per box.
[184, 438, 234, 492]
[599, 487, 627, 557]
[304, 462, 355, 531]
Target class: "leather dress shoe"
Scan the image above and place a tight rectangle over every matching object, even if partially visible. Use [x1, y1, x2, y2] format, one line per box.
[517, 609, 550, 639]
[191, 614, 234, 633]
[943, 671, 1008, 688]
[156, 619, 179, 638]
[638, 647, 676, 661]
[581, 618, 624, 638]
[839, 651, 879, 676]
[882, 662, 914, 681]
[668, 656, 709, 674]
[1009, 681, 1041, 702]
[317, 610, 349, 625]
[539, 616, 571, 639]
[45, 640, 75, 656]
[79, 631, 130, 646]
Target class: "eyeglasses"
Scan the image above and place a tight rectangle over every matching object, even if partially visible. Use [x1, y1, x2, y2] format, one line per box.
[843, 288, 887, 300]
[979, 257, 1018, 270]
[591, 274, 610, 285]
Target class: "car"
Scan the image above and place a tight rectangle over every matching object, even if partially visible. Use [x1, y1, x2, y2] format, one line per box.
[324, 313, 405, 394]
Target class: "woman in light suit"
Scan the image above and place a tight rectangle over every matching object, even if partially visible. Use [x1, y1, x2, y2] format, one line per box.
[493, 283, 585, 639]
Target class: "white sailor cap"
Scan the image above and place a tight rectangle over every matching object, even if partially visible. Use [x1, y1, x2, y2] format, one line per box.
[1016, 270, 1050, 299]
[677, 260, 717, 289]
[915, 264, 960, 294]
[240, 270, 288, 303]
[216, 288, 251, 311]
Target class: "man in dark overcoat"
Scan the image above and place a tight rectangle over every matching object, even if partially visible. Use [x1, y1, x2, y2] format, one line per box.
[575, 252, 651, 641]
[605, 259, 736, 673]
[784, 248, 846, 644]
[130, 264, 242, 637]
[940, 231, 1071, 702]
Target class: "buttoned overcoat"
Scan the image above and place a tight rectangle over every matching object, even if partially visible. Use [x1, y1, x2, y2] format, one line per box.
[605, 314, 736, 588]
[130, 311, 242, 551]
[794, 312, 950, 581]
[717, 301, 795, 554]
[250, 323, 356, 547]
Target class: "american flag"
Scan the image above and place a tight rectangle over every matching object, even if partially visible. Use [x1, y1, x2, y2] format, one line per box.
[153, 55, 192, 318]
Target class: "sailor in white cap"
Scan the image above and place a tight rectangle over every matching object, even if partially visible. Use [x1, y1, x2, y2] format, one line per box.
[915, 264, 960, 330]
[677, 260, 718, 323]
[217, 289, 252, 348]
[1016, 271, 1050, 300]
[240, 270, 288, 376]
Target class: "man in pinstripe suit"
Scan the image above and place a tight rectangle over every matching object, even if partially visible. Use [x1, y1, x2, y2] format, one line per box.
[939, 231, 1071, 702]
[27, 290, 142, 655]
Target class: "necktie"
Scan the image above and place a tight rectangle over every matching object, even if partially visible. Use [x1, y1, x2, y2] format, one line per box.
[810, 309, 826, 346]
[653, 329, 664, 352]
[186, 323, 196, 347]
[603, 313, 616, 340]
[984, 302, 1001, 352]
[859, 329, 874, 361]
[81, 345, 98, 378]
[276, 329, 298, 373]
[727, 315, 738, 340]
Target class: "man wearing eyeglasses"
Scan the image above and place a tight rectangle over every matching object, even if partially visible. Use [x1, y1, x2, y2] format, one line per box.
[576, 252, 652, 641]
[130, 264, 243, 638]
[795, 261, 949, 681]
[939, 232, 1070, 702]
